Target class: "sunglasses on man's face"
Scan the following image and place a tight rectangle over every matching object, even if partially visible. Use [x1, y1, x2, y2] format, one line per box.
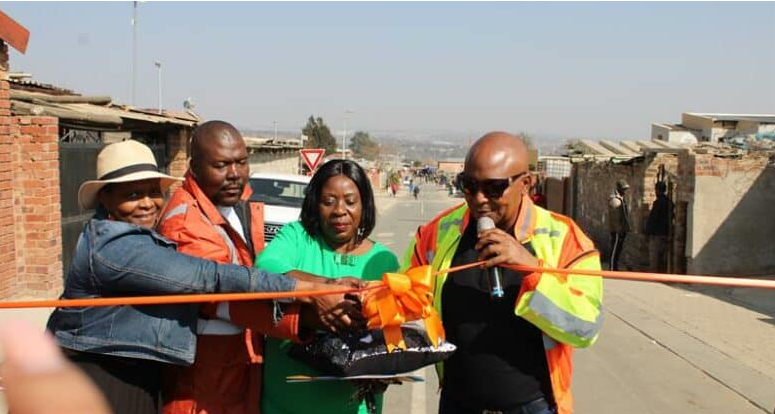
[459, 172, 528, 199]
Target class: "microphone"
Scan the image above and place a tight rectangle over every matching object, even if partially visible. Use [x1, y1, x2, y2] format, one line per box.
[476, 216, 505, 299]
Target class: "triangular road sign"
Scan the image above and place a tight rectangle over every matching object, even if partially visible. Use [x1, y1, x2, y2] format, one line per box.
[300, 149, 325, 171]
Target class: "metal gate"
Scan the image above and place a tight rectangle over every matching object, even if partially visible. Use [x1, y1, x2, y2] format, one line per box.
[58, 128, 168, 276]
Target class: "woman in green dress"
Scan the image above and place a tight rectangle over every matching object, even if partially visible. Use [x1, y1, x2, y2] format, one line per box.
[258, 159, 399, 414]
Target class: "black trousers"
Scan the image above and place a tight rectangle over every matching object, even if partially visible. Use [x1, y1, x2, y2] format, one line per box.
[609, 232, 627, 271]
[63, 349, 162, 414]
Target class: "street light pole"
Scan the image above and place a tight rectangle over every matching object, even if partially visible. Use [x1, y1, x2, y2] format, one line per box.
[343, 109, 354, 159]
[131, 1, 138, 105]
[154, 61, 162, 114]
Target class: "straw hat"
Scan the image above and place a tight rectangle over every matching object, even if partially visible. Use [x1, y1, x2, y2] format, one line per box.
[77, 140, 182, 209]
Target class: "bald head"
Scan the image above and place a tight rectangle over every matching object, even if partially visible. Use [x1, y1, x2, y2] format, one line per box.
[465, 131, 530, 175]
[189, 120, 250, 206]
[191, 120, 243, 161]
[463, 131, 533, 230]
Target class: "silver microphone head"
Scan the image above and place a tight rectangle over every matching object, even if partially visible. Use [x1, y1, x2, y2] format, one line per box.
[477, 216, 496, 232]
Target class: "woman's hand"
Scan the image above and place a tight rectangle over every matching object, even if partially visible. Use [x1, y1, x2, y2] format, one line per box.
[325, 276, 366, 290]
[296, 280, 366, 334]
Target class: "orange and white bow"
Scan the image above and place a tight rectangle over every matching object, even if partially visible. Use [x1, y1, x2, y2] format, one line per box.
[362, 265, 446, 352]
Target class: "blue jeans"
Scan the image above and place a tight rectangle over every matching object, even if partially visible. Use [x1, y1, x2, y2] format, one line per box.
[439, 390, 556, 414]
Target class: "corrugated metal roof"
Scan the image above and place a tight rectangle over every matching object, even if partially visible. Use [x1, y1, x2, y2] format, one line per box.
[57, 103, 197, 127]
[8, 76, 198, 127]
[688, 113, 775, 123]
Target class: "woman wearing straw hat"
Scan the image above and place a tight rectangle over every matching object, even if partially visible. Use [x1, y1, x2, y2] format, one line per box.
[46, 140, 356, 414]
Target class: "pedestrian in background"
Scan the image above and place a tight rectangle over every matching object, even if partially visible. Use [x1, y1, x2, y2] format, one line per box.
[608, 179, 630, 271]
[645, 181, 673, 273]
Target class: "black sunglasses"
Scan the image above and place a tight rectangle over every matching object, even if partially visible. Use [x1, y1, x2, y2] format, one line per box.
[459, 172, 528, 199]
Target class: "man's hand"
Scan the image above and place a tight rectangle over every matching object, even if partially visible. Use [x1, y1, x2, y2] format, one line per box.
[297, 288, 366, 334]
[326, 276, 366, 289]
[475, 227, 540, 268]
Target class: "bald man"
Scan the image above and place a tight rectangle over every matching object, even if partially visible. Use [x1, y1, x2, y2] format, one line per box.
[154, 120, 299, 414]
[157, 121, 356, 414]
[402, 132, 603, 414]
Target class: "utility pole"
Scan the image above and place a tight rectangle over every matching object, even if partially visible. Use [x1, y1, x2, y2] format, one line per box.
[131, 1, 138, 105]
[273, 121, 278, 140]
[154, 61, 162, 114]
[343, 109, 354, 159]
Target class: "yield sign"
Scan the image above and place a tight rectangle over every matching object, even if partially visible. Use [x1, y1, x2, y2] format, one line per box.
[300, 149, 325, 171]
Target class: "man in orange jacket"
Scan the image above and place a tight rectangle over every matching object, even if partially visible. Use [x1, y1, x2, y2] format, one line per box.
[157, 121, 355, 414]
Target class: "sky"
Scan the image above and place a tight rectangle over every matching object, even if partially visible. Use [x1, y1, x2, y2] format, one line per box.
[3, 2, 774, 142]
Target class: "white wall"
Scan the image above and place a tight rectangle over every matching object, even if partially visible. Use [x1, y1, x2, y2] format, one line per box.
[249, 155, 299, 175]
[688, 163, 775, 275]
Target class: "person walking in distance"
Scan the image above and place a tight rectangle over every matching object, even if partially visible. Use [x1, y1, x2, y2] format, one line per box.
[608, 179, 630, 271]
[645, 181, 673, 273]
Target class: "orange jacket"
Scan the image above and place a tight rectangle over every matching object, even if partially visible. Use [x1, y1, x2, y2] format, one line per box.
[403, 197, 603, 414]
[157, 172, 302, 414]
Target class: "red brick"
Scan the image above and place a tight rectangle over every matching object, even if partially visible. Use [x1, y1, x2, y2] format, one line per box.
[31, 117, 56, 125]
[16, 116, 31, 125]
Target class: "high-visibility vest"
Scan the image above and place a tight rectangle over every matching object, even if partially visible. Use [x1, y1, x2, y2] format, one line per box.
[402, 195, 603, 414]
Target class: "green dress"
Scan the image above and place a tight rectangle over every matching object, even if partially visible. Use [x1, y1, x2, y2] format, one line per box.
[257, 221, 399, 414]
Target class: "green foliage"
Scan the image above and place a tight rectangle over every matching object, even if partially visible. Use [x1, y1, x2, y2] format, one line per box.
[517, 131, 535, 149]
[349, 131, 381, 160]
[302, 115, 337, 154]
[388, 171, 401, 185]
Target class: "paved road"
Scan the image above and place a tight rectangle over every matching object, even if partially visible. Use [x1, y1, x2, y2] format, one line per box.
[1, 186, 771, 414]
[374, 187, 774, 414]
[373, 185, 460, 414]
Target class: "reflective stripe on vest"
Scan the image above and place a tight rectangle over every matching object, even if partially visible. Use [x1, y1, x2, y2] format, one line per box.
[196, 206, 245, 335]
[515, 207, 603, 348]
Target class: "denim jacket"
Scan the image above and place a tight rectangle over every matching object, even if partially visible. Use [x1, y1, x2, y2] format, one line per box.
[47, 216, 297, 366]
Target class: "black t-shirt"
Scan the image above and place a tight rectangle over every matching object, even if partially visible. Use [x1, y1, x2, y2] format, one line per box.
[441, 221, 551, 410]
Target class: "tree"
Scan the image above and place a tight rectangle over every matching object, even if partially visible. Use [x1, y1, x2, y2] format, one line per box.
[517, 131, 535, 150]
[302, 115, 337, 155]
[349, 131, 380, 160]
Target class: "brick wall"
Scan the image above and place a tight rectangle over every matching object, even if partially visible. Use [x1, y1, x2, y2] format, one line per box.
[572, 153, 679, 271]
[166, 127, 191, 192]
[0, 40, 63, 299]
[0, 40, 15, 298]
[681, 152, 775, 276]
[11, 116, 63, 297]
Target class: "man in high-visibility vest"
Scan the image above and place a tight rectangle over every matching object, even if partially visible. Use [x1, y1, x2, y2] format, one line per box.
[403, 132, 603, 414]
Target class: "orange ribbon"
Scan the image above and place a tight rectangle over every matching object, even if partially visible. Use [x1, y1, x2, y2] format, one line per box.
[362, 265, 446, 352]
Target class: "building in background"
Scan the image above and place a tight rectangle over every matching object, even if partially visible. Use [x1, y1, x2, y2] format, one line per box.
[652, 113, 775, 145]
[537, 156, 572, 179]
[568, 132, 775, 276]
[437, 158, 465, 174]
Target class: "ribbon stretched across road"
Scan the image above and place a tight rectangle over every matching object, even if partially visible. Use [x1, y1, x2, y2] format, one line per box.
[0, 265, 772, 311]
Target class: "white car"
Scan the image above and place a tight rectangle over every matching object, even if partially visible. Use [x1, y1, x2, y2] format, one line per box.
[249, 172, 311, 243]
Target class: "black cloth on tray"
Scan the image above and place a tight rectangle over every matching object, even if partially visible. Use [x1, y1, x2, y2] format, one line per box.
[289, 322, 456, 376]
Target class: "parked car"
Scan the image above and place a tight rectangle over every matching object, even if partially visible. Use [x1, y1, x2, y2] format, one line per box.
[248, 172, 311, 243]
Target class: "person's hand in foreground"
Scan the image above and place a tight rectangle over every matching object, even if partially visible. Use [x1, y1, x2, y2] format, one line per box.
[0, 320, 112, 414]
